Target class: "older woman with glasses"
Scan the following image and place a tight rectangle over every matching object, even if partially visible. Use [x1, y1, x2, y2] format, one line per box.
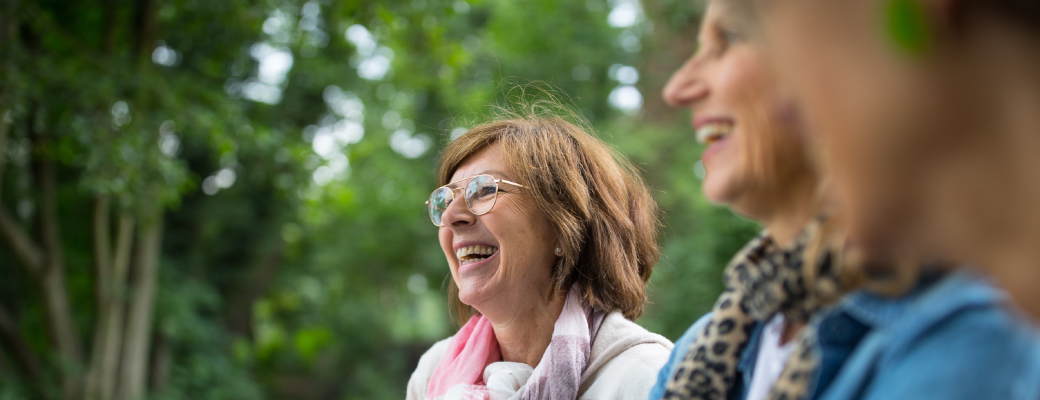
[406, 109, 673, 400]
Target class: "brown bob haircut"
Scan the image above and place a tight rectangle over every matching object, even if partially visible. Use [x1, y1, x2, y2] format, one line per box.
[436, 105, 660, 324]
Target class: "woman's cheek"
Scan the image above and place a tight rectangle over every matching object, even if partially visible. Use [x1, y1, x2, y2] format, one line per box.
[439, 228, 457, 271]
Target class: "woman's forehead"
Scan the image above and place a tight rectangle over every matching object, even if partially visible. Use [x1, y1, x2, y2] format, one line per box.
[449, 145, 515, 183]
[714, 0, 757, 25]
[446, 170, 512, 188]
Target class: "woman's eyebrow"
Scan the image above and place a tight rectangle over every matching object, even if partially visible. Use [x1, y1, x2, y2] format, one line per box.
[478, 169, 512, 180]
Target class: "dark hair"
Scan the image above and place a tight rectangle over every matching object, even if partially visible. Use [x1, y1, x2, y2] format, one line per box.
[436, 102, 660, 324]
[988, 0, 1040, 30]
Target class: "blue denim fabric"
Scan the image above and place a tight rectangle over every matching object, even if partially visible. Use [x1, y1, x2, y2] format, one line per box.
[648, 314, 712, 399]
[647, 271, 1040, 400]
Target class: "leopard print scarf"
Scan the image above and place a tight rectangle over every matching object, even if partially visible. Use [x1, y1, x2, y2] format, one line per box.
[663, 219, 843, 400]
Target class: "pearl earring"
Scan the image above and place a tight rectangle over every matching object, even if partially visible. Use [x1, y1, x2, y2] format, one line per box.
[555, 247, 562, 255]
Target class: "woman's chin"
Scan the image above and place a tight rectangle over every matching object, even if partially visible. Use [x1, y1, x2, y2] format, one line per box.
[456, 282, 494, 310]
[701, 175, 736, 205]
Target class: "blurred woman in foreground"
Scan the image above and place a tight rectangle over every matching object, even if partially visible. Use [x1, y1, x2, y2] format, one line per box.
[750, 0, 1040, 319]
[407, 107, 671, 400]
[649, 1, 1040, 399]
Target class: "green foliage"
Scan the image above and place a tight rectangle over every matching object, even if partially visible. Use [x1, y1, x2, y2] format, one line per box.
[152, 270, 265, 400]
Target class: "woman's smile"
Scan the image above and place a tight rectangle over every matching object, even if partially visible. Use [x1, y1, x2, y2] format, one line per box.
[694, 118, 735, 167]
[695, 120, 733, 145]
[454, 243, 500, 272]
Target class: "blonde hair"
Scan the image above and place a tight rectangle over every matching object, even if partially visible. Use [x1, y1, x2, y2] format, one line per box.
[718, 14, 918, 299]
[436, 98, 660, 324]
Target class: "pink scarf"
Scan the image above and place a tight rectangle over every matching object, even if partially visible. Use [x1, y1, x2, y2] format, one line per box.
[425, 288, 605, 400]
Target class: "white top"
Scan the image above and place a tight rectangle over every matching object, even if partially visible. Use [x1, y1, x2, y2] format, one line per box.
[745, 313, 797, 400]
[406, 311, 673, 400]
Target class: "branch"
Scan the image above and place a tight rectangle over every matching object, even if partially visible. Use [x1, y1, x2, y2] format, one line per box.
[33, 134, 64, 279]
[84, 196, 111, 400]
[0, 206, 44, 277]
[112, 214, 135, 288]
[92, 196, 112, 312]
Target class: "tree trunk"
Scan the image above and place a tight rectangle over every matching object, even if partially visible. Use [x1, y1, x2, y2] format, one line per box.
[226, 244, 283, 338]
[116, 1, 163, 396]
[101, 0, 118, 57]
[637, 0, 700, 125]
[86, 1, 131, 397]
[84, 196, 116, 400]
[117, 213, 162, 400]
[98, 214, 134, 400]
[32, 127, 83, 400]
[147, 332, 169, 394]
[131, 0, 157, 65]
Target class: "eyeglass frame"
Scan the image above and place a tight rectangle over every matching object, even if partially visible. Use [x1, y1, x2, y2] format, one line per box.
[424, 174, 526, 227]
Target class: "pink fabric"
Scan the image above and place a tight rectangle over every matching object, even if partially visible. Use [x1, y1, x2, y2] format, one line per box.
[425, 287, 604, 400]
[518, 290, 604, 399]
[426, 315, 502, 399]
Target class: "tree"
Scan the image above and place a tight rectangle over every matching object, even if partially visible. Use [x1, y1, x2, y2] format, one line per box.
[0, 0, 262, 398]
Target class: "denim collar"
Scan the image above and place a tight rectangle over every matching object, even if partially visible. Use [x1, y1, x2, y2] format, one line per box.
[735, 269, 1006, 398]
[732, 289, 916, 391]
[822, 269, 1001, 330]
[834, 290, 915, 328]
[909, 269, 1007, 317]
[843, 269, 1007, 327]
[737, 282, 920, 374]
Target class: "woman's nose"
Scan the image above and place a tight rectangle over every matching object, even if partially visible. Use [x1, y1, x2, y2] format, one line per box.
[662, 54, 709, 107]
[440, 195, 476, 228]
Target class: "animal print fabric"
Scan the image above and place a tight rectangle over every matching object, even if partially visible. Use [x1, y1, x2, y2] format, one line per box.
[662, 219, 842, 400]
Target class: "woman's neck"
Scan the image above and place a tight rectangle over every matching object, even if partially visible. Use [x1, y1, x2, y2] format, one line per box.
[759, 175, 820, 248]
[942, 20, 1040, 320]
[763, 209, 815, 248]
[481, 290, 567, 368]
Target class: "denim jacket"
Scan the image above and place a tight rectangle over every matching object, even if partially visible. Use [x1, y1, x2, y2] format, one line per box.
[648, 271, 1040, 400]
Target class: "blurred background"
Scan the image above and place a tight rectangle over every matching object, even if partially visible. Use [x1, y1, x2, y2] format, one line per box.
[0, 0, 758, 399]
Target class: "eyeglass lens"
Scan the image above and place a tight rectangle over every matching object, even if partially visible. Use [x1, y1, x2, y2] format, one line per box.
[428, 175, 500, 226]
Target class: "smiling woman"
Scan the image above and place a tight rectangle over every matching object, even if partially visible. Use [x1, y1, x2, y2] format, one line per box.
[406, 103, 673, 400]
[649, 1, 1040, 400]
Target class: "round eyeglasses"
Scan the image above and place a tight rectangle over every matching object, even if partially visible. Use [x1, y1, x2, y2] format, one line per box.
[425, 174, 526, 226]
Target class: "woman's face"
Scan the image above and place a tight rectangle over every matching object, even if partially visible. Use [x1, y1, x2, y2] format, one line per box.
[438, 143, 559, 313]
[753, 0, 961, 251]
[662, 2, 806, 217]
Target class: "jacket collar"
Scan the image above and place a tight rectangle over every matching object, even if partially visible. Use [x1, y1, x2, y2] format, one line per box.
[839, 269, 1005, 329]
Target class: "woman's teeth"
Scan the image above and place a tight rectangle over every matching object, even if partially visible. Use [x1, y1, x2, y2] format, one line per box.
[456, 245, 498, 265]
[696, 122, 733, 145]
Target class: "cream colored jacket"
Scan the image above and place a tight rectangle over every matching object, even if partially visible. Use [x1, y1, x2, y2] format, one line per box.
[407, 311, 673, 400]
